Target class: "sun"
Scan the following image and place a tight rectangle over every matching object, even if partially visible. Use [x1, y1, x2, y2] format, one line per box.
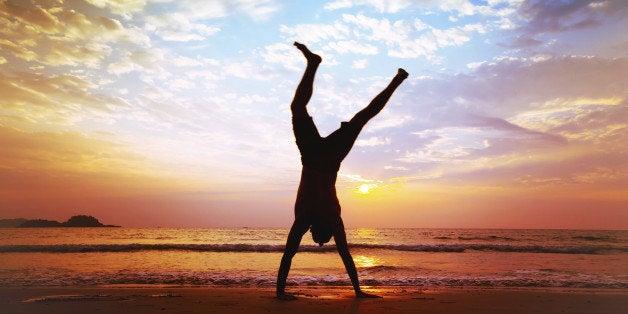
[356, 183, 378, 195]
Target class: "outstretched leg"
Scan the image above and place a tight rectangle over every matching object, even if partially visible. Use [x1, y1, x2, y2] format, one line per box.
[350, 68, 408, 127]
[291, 42, 322, 118]
[276, 217, 309, 300]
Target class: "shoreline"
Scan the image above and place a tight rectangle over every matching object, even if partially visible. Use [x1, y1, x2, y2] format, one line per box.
[2, 286, 627, 314]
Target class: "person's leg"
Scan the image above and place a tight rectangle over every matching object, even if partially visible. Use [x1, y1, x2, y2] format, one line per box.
[276, 216, 309, 300]
[325, 68, 408, 162]
[291, 42, 322, 118]
[349, 68, 408, 128]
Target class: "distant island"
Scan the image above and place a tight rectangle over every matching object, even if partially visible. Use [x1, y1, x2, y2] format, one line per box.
[0, 215, 120, 228]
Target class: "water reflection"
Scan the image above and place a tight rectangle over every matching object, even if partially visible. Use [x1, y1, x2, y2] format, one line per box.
[353, 255, 381, 268]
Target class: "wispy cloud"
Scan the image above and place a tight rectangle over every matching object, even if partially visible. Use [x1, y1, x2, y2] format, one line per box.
[508, 0, 628, 47]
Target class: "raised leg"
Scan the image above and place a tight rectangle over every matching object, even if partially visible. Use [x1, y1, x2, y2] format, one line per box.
[276, 217, 309, 300]
[291, 42, 322, 118]
[350, 68, 408, 127]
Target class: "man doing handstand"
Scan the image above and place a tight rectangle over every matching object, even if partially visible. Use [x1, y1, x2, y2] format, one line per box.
[276, 42, 408, 300]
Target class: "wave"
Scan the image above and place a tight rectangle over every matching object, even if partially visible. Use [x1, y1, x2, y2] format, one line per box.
[1, 243, 626, 254]
[1, 272, 625, 289]
[457, 236, 515, 241]
[572, 235, 619, 242]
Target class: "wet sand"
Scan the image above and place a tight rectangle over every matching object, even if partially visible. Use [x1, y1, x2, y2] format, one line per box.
[1, 286, 626, 314]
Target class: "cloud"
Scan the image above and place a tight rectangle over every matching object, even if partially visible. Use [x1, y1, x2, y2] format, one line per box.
[324, 40, 379, 55]
[323, 0, 495, 15]
[339, 173, 376, 183]
[520, 0, 626, 33]
[324, 0, 412, 13]
[0, 1, 61, 33]
[0, 126, 140, 175]
[352, 58, 368, 69]
[107, 49, 168, 76]
[144, 13, 220, 42]
[0, 71, 129, 117]
[514, 98, 628, 142]
[324, 0, 524, 18]
[340, 14, 485, 59]
[1, 0, 625, 228]
[321, 0, 626, 53]
[340, 55, 627, 189]
[85, 0, 147, 17]
[0, 38, 37, 61]
[230, 0, 281, 21]
[222, 61, 280, 80]
[367, 114, 414, 131]
[172, 0, 280, 21]
[506, 0, 628, 47]
[167, 78, 196, 91]
[355, 136, 391, 147]
[256, 29, 626, 193]
[260, 42, 302, 71]
[341, 13, 410, 47]
[0, 0, 150, 67]
[279, 12, 487, 61]
[0, 126, 206, 218]
[279, 21, 350, 43]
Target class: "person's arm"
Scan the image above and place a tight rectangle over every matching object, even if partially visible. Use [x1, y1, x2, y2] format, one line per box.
[276, 217, 309, 300]
[350, 68, 408, 127]
[333, 221, 381, 298]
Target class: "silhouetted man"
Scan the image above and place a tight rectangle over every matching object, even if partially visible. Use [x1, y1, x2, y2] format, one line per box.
[277, 42, 408, 300]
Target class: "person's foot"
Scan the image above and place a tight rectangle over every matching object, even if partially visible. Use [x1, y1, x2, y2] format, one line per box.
[276, 292, 298, 301]
[294, 41, 322, 65]
[356, 291, 382, 298]
[395, 68, 409, 81]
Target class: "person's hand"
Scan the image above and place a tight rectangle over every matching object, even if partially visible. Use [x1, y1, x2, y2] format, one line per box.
[276, 292, 298, 301]
[356, 291, 382, 298]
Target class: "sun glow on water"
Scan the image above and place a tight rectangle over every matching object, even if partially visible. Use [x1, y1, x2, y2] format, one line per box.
[353, 255, 380, 268]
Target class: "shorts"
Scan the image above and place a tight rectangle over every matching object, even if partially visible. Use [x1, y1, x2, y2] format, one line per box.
[292, 116, 363, 172]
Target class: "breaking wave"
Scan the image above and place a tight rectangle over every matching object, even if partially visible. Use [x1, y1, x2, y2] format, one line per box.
[1, 243, 625, 254]
[1, 271, 625, 289]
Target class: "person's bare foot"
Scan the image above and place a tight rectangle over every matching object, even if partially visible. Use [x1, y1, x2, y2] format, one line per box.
[294, 41, 322, 65]
[356, 291, 382, 298]
[276, 292, 298, 301]
[396, 68, 409, 81]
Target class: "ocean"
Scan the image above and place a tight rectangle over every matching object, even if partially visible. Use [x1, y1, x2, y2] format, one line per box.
[0, 228, 626, 288]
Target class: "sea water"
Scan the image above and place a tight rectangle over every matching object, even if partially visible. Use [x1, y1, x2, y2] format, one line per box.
[0, 228, 626, 288]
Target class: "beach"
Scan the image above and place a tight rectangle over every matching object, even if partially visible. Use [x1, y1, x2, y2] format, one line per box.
[1, 228, 626, 313]
[2, 286, 627, 314]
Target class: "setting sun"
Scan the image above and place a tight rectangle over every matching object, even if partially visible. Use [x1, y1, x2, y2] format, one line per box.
[357, 183, 378, 195]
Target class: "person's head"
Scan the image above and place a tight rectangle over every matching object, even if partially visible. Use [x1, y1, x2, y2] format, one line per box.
[310, 218, 333, 246]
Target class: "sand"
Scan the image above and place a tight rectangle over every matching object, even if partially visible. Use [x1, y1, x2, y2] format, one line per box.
[1, 286, 626, 314]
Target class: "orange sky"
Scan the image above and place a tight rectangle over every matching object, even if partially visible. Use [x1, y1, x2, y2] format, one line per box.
[1, 0, 627, 229]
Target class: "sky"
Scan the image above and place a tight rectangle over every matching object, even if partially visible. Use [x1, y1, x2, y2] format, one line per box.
[0, 0, 627, 229]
